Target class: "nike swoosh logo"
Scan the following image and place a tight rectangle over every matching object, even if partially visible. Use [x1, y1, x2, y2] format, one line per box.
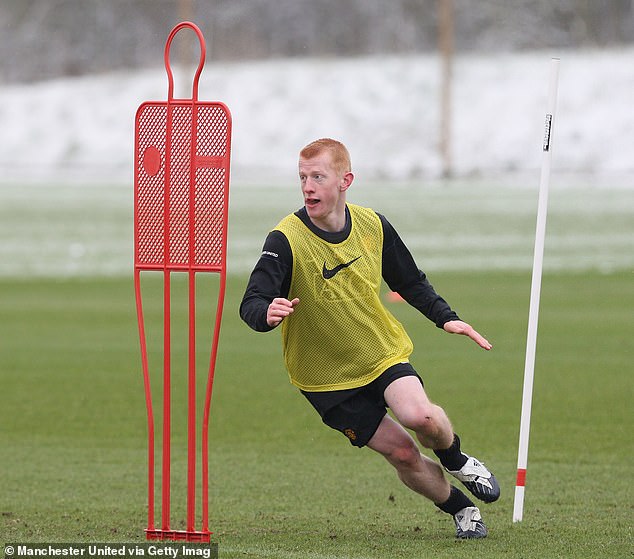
[322, 256, 362, 279]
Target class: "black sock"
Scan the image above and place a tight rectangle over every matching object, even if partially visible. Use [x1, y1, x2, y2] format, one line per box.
[434, 433, 468, 471]
[435, 486, 474, 516]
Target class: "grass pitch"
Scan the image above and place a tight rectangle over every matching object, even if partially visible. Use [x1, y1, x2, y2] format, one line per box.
[1, 180, 632, 557]
[1, 270, 632, 558]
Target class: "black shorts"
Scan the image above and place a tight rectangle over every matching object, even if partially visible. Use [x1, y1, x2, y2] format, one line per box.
[301, 362, 423, 448]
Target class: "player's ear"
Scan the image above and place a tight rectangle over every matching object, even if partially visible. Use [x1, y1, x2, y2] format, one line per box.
[340, 172, 354, 191]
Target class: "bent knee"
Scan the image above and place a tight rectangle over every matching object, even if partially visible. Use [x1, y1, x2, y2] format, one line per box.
[401, 405, 444, 436]
[387, 439, 421, 469]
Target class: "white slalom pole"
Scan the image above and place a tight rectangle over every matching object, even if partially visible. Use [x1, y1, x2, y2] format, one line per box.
[513, 58, 560, 523]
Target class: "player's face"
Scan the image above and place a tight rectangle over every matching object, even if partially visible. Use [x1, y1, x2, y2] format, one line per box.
[299, 152, 351, 232]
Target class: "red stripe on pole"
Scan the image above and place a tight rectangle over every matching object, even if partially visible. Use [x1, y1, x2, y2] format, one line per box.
[516, 468, 527, 487]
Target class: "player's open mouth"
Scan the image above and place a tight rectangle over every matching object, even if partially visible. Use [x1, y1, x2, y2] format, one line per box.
[305, 198, 320, 208]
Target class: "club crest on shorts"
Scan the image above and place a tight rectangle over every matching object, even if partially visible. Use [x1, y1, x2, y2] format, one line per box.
[343, 428, 357, 441]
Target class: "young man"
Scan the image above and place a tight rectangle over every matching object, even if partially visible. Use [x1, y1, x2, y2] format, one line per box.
[240, 138, 499, 539]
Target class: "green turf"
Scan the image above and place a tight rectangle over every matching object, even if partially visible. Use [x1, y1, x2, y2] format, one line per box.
[1, 271, 632, 558]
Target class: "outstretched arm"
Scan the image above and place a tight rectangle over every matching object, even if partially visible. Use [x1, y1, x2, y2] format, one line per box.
[443, 320, 492, 350]
[379, 213, 492, 350]
[379, 214, 459, 327]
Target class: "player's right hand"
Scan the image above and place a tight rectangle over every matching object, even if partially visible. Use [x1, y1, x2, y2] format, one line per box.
[267, 297, 300, 327]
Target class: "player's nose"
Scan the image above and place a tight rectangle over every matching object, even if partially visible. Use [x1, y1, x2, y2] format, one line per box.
[302, 177, 316, 194]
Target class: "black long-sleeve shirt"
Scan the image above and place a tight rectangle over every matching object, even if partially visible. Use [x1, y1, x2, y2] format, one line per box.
[240, 206, 460, 331]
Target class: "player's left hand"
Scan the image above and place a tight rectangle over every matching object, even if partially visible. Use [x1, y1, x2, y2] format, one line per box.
[443, 320, 492, 350]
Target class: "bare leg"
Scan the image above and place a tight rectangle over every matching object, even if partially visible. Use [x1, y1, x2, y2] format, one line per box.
[367, 413, 450, 504]
[366, 387, 491, 538]
[382, 375, 501, 505]
[384, 376, 454, 450]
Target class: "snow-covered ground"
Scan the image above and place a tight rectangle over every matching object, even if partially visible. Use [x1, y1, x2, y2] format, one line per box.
[1, 48, 632, 278]
[1, 47, 633, 184]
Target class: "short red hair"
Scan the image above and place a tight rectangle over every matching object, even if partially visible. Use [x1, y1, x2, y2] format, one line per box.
[300, 138, 351, 176]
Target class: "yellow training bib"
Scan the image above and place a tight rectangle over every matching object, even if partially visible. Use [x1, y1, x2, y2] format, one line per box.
[275, 204, 413, 391]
